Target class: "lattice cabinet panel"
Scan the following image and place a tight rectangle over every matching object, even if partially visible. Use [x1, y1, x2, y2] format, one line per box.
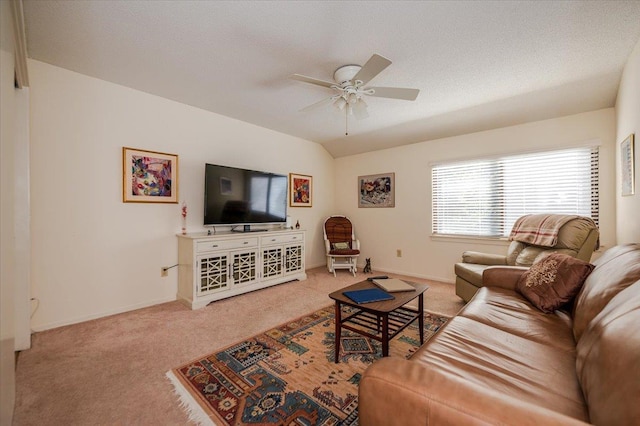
[232, 250, 258, 285]
[262, 247, 283, 279]
[197, 254, 229, 295]
[285, 244, 304, 274]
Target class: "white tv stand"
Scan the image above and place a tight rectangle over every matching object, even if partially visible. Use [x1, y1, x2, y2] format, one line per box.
[177, 229, 306, 309]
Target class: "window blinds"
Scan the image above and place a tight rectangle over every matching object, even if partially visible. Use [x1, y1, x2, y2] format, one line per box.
[432, 146, 599, 237]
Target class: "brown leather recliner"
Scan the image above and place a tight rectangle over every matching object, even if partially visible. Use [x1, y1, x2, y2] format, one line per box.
[455, 215, 599, 302]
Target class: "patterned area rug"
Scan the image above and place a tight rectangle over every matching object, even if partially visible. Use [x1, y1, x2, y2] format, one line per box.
[166, 305, 448, 425]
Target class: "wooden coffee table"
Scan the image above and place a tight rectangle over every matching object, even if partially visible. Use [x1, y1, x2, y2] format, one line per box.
[329, 280, 429, 363]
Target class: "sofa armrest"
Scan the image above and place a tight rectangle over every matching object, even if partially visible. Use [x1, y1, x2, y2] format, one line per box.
[359, 358, 588, 426]
[482, 266, 529, 291]
[462, 251, 507, 265]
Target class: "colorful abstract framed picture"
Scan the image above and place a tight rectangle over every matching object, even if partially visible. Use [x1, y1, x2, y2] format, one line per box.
[289, 173, 312, 207]
[122, 147, 178, 203]
[358, 172, 395, 208]
[621, 134, 635, 196]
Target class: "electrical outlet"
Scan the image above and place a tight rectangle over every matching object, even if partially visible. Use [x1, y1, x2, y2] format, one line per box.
[396, 249, 402, 257]
[161, 267, 168, 277]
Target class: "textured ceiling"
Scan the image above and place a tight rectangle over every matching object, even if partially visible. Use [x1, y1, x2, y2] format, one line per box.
[22, 1, 640, 158]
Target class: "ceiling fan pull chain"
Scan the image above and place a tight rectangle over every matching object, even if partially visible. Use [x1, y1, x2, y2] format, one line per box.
[345, 108, 349, 136]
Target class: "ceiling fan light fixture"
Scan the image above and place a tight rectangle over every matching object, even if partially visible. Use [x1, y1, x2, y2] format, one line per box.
[347, 93, 358, 105]
[353, 99, 369, 120]
[333, 97, 347, 111]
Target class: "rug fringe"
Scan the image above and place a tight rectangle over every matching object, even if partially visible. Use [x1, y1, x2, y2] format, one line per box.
[166, 370, 217, 426]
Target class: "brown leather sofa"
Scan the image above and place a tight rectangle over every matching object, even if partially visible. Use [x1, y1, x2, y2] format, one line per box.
[359, 244, 640, 425]
[455, 216, 599, 302]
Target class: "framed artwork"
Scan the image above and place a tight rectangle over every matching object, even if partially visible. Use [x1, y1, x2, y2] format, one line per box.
[621, 134, 635, 196]
[289, 173, 312, 207]
[122, 147, 178, 203]
[358, 172, 395, 208]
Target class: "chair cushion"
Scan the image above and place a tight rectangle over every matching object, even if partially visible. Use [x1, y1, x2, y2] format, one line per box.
[516, 253, 594, 313]
[329, 248, 360, 256]
[515, 247, 578, 266]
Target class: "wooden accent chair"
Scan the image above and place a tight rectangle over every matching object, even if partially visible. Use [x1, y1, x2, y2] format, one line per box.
[323, 215, 361, 276]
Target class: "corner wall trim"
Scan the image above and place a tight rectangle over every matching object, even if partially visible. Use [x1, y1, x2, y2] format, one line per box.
[10, 0, 29, 88]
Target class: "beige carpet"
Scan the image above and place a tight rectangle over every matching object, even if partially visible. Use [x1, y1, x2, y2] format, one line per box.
[13, 267, 464, 425]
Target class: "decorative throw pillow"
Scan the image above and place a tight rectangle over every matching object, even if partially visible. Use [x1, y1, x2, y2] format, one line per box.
[517, 253, 595, 313]
[332, 242, 350, 250]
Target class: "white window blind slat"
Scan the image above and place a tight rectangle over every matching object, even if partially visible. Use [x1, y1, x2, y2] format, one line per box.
[432, 146, 599, 237]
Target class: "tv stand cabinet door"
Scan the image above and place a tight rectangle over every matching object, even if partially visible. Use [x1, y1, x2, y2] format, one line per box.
[230, 248, 259, 287]
[261, 245, 283, 280]
[284, 243, 304, 275]
[196, 252, 231, 296]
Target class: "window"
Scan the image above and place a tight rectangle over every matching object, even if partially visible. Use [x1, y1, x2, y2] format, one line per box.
[432, 146, 599, 238]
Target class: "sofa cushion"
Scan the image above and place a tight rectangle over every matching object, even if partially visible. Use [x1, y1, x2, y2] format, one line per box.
[410, 315, 589, 421]
[572, 244, 640, 341]
[460, 287, 576, 351]
[517, 253, 594, 313]
[575, 280, 640, 425]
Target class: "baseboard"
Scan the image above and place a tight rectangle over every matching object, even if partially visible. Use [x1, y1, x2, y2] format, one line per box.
[307, 262, 454, 284]
[31, 296, 177, 332]
[369, 266, 455, 284]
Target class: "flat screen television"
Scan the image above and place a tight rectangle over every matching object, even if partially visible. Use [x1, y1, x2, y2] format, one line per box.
[204, 163, 288, 230]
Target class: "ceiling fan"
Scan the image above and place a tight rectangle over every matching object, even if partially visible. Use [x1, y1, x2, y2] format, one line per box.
[291, 54, 420, 134]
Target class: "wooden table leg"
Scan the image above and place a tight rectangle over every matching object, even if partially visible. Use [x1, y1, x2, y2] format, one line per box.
[418, 293, 424, 345]
[334, 302, 342, 363]
[382, 313, 389, 357]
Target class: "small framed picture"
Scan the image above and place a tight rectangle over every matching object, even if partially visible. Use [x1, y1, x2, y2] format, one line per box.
[122, 147, 178, 203]
[358, 172, 395, 208]
[621, 134, 635, 196]
[289, 173, 312, 207]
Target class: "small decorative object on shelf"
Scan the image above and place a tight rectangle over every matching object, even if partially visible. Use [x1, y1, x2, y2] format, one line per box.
[181, 201, 188, 235]
[295, 220, 300, 229]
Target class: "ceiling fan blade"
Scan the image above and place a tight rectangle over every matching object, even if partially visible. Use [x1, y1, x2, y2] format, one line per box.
[352, 54, 392, 85]
[367, 86, 420, 101]
[290, 74, 335, 88]
[299, 95, 339, 112]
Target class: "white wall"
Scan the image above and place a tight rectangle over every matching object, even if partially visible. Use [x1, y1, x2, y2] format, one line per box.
[335, 109, 616, 282]
[1, 0, 16, 421]
[28, 60, 335, 331]
[616, 38, 640, 243]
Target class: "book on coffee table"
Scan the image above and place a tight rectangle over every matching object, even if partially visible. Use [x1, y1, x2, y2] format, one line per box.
[372, 278, 415, 292]
[342, 288, 395, 304]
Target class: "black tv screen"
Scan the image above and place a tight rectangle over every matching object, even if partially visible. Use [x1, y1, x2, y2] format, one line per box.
[204, 164, 288, 226]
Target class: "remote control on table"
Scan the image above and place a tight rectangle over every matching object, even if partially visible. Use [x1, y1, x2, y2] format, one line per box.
[367, 275, 389, 281]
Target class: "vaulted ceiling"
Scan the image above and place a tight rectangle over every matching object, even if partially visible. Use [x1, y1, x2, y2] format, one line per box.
[22, 1, 640, 157]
